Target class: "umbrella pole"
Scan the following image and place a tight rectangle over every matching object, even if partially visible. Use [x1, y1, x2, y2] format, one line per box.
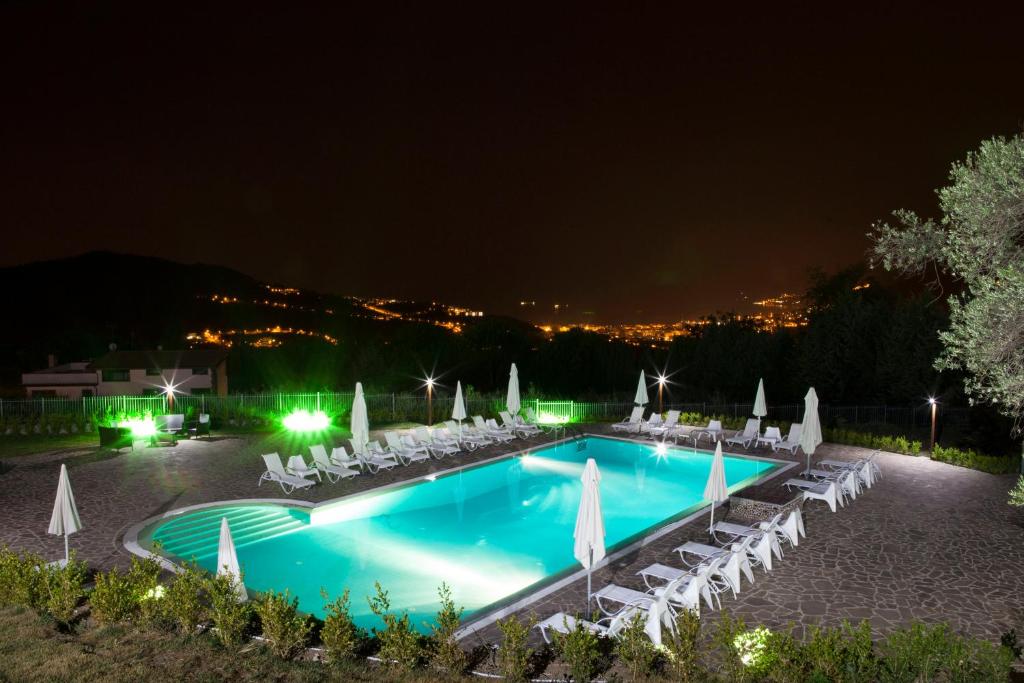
[586, 547, 593, 613]
[709, 502, 715, 536]
[64, 534, 69, 562]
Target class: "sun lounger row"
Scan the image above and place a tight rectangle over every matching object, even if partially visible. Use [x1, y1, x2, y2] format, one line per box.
[537, 509, 806, 645]
[783, 451, 881, 512]
[257, 413, 548, 494]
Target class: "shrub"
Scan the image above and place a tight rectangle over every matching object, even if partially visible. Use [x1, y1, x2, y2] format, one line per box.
[615, 611, 658, 680]
[1009, 477, 1024, 507]
[367, 582, 421, 670]
[553, 616, 601, 683]
[163, 561, 207, 634]
[127, 554, 164, 626]
[90, 567, 137, 624]
[427, 582, 466, 675]
[496, 614, 534, 682]
[664, 608, 704, 682]
[931, 444, 1017, 474]
[207, 572, 252, 649]
[0, 548, 47, 611]
[320, 588, 360, 663]
[880, 622, 953, 682]
[255, 589, 311, 660]
[43, 554, 88, 626]
[711, 611, 753, 682]
[801, 620, 878, 682]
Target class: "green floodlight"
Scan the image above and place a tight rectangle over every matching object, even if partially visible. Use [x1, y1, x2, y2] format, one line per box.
[118, 417, 156, 438]
[536, 410, 570, 425]
[282, 409, 330, 432]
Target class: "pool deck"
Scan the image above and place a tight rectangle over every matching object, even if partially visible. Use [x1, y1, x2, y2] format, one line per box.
[1, 424, 1023, 647]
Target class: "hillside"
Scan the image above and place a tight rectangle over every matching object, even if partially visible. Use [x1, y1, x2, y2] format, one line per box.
[0, 252, 541, 392]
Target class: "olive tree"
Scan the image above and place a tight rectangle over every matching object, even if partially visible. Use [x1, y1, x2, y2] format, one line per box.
[869, 132, 1024, 490]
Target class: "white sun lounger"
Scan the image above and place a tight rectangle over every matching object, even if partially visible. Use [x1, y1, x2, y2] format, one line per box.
[692, 419, 724, 445]
[773, 423, 803, 454]
[670, 536, 756, 596]
[536, 594, 675, 644]
[414, 426, 458, 457]
[711, 513, 784, 570]
[309, 445, 359, 482]
[286, 454, 322, 483]
[446, 420, 490, 449]
[473, 416, 514, 443]
[600, 558, 719, 615]
[501, 411, 540, 437]
[647, 410, 681, 439]
[637, 414, 663, 435]
[384, 432, 431, 465]
[725, 419, 760, 449]
[349, 439, 399, 473]
[784, 478, 841, 512]
[611, 406, 644, 433]
[756, 426, 783, 450]
[330, 446, 364, 471]
[807, 467, 861, 499]
[259, 453, 316, 494]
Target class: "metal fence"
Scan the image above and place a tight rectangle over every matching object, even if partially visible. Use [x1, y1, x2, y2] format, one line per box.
[0, 392, 961, 432]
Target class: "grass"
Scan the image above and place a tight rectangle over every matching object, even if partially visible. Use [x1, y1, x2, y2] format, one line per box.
[0, 434, 97, 460]
[0, 606, 440, 682]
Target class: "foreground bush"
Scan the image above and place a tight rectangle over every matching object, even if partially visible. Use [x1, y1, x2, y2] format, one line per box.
[0, 547, 47, 612]
[163, 560, 207, 634]
[428, 583, 466, 675]
[43, 554, 88, 626]
[255, 589, 311, 660]
[496, 614, 534, 682]
[320, 588, 360, 663]
[367, 582, 421, 670]
[552, 617, 602, 683]
[207, 572, 252, 648]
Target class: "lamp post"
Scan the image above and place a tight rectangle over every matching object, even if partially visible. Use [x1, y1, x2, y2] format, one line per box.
[426, 377, 435, 426]
[928, 397, 937, 451]
[657, 374, 666, 415]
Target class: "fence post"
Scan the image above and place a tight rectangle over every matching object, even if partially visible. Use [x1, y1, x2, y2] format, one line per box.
[733, 403, 737, 418]
[392, 393, 396, 419]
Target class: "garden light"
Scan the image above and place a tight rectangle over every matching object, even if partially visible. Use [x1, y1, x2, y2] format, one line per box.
[282, 409, 330, 432]
[118, 417, 156, 438]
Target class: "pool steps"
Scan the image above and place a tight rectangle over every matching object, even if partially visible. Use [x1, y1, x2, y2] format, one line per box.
[152, 506, 308, 560]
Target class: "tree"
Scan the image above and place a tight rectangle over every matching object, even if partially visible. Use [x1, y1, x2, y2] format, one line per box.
[870, 133, 1024, 480]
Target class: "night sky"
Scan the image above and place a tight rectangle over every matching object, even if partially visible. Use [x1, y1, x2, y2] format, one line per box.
[2, 3, 1022, 322]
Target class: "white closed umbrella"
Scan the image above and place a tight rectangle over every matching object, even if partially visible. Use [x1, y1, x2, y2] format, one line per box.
[753, 378, 767, 430]
[217, 517, 247, 601]
[634, 370, 649, 406]
[574, 458, 605, 610]
[47, 463, 81, 565]
[507, 364, 521, 417]
[452, 381, 467, 434]
[800, 387, 823, 474]
[351, 382, 369, 453]
[704, 441, 728, 534]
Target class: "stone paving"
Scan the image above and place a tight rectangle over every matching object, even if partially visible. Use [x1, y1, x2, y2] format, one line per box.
[2, 424, 1023, 648]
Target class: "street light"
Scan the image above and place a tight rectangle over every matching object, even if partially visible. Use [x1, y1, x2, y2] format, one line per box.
[656, 374, 667, 414]
[161, 379, 181, 412]
[928, 397, 937, 451]
[425, 376, 435, 426]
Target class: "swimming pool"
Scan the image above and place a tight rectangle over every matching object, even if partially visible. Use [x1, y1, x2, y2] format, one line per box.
[137, 436, 779, 630]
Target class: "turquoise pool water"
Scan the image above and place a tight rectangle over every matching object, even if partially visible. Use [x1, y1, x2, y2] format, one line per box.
[143, 436, 777, 630]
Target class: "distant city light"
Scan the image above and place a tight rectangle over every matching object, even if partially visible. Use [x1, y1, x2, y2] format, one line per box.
[282, 409, 330, 432]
